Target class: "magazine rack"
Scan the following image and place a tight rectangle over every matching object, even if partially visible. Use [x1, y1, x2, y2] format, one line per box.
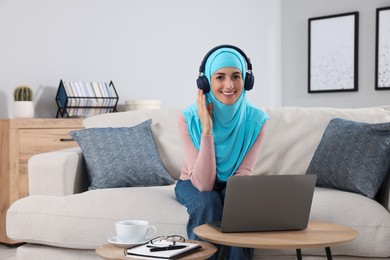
[55, 80, 119, 118]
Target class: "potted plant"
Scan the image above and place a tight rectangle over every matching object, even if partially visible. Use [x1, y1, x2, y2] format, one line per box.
[13, 85, 35, 118]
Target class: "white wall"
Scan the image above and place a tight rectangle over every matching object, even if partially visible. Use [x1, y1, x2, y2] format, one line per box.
[282, 0, 390, 108]
[0, 0, 281, 118]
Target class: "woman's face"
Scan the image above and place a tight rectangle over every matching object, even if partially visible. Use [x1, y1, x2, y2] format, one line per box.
[210, 67, 244, 105]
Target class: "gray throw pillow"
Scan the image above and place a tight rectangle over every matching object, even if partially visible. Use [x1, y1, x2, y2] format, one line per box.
[306, 118, 390, 199]
[70, 119, 174, 190]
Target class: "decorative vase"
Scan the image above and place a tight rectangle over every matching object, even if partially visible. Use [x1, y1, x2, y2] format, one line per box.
[13, 101, 35, 118]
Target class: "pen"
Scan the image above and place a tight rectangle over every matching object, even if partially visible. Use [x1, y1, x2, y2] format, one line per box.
[149, 245, 187, 252]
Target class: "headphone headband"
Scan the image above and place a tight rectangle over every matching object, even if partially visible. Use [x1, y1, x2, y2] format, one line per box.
[196, 44, 255, 93]
[198, 44, 253, 74]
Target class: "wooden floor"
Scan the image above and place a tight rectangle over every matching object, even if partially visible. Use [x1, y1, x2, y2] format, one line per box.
[1, 243, 389, 260]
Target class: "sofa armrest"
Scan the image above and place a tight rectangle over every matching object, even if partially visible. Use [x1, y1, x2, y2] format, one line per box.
[28, 147, 89, 196]
[377, 173, 390, 212]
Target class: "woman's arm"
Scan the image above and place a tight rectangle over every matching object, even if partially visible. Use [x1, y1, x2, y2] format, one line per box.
[178, 114, 216, 191]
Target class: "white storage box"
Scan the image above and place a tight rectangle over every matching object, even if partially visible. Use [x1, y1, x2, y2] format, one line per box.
[125, 100, 161, 111]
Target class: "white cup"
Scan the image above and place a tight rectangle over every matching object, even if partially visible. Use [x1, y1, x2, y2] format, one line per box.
[115, 220, 157, 243]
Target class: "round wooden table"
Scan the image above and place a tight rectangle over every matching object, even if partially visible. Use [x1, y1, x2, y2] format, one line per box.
[194, 221, 358, 260]
[96, 239, 217, 260]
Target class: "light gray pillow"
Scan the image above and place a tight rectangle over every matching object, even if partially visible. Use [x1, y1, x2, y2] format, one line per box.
[70, 119, 174, 190]
[306, 118, 390, 199]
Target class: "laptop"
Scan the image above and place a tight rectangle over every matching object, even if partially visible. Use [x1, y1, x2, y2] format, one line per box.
[209, 174, 316, 233]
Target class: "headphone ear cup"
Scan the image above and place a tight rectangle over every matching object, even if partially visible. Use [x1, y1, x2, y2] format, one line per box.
[244, 73, 254, 91]
[196, 75, 211, 93]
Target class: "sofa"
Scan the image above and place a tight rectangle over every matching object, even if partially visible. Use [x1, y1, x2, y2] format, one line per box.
[6, 106, 390, 260]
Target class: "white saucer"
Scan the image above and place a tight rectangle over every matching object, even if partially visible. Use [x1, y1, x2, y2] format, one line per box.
[107, 236, 149, 248]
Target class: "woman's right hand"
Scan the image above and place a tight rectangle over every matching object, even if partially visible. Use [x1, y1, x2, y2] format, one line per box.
[197, 89, 213, 135]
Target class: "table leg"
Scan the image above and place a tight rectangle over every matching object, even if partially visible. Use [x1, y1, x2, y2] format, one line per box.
[296, 249, 303, 260]
[325, 247, 333, 260]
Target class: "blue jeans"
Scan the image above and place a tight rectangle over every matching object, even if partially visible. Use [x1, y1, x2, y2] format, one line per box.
[175, 179, 248, 259]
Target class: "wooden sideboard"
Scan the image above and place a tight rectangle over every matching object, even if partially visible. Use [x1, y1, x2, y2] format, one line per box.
[0, 118, 83, 244]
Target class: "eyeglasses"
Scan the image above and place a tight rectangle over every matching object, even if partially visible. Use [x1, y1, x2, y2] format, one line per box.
[123, 235, 188, 257]
[123, 235, 186, 256]
[149, 235, 185, 246]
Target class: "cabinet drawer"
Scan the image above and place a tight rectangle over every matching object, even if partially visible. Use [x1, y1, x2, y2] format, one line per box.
[19, 128, 80, 163]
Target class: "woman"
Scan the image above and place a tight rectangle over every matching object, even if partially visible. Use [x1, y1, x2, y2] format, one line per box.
[175, 45, 269, 259]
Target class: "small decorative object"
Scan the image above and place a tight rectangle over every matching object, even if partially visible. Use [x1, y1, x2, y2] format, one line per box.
[125, 100, 161, 111]
[13, 85, 35, 118]
[308, 12, 359, 93]
[375, 6, 390, 90]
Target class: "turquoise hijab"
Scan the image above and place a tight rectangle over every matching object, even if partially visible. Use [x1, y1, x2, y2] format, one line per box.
[183, 47, 269, 182]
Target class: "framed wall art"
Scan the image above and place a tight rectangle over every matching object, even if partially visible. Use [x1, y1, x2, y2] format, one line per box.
[375, 7, 390, 90]
[308, 12, 359, 93]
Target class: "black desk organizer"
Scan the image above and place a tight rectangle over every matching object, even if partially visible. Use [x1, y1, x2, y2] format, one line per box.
[55, 80, 119, 118]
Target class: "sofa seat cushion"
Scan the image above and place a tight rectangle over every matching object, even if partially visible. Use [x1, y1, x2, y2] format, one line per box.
[7, 184, 187, 249]
[252, 187, 390, 258]
[308, 187, 390, 257]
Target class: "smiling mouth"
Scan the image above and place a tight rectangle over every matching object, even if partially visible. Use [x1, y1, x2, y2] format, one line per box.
[221, 91, 236, 96]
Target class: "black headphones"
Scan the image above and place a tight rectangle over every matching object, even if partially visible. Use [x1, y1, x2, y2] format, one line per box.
[196, 44, 254, 93]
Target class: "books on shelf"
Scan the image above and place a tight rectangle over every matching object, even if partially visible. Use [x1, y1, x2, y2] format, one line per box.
[125, 240, 201, 259]
[56, 80, 119, 118]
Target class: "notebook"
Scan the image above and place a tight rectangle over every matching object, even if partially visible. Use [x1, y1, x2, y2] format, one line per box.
[209, 174, 316, 233]
[125, 240, 201, 259]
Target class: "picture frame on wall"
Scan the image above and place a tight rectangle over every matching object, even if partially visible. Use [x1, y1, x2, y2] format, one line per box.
[308, 12, 359, 93]
[375, 7, 390, 90]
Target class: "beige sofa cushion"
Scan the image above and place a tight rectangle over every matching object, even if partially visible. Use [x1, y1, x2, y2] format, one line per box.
[255, 106, 390, 176]
[309, 188, 390, 257]
[7, 185, 187, 249]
